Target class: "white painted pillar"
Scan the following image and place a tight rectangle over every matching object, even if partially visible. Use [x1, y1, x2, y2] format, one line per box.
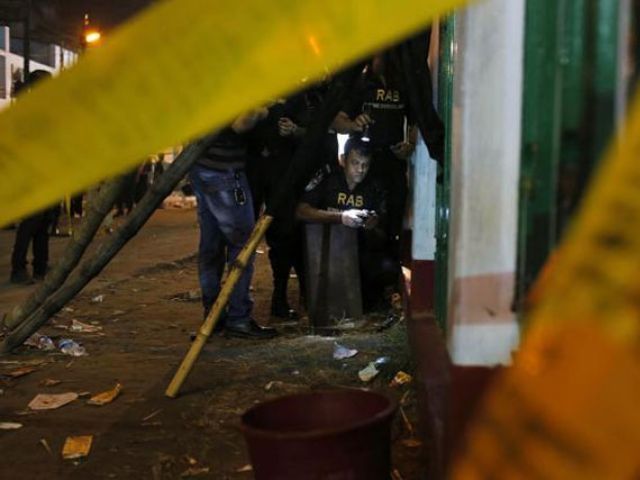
[447, 0, 525, 366]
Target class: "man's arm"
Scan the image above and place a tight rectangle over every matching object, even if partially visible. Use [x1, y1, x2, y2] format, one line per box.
[231, 107, 269, 133]
[295, 202, 342, 224]
[296, 203, 366, 228]
[332, 111, 372, 134]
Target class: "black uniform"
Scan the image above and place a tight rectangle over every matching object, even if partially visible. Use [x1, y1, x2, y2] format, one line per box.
[343, 70, 413, 256]
[301, 172, 398, 310]
[247, 83, 337, 317]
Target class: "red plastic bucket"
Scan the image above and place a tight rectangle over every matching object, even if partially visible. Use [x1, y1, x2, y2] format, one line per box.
[241, 389, 397, 480]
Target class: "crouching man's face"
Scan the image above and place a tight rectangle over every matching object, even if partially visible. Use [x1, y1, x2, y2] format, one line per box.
[344, 150, 371, 187]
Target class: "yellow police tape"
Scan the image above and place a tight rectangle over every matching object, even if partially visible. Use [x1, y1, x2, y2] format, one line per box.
[0, 0, 466, 227]
[452, 90, 640, 478]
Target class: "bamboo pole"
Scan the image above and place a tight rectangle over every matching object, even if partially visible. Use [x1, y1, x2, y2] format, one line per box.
[165, 214, 273, 398]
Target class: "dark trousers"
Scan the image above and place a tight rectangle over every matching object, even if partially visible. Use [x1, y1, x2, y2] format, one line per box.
[266, 221, 305, 309]
[360, 248, 400, 311]
[11, 211, 52, 276]
[369, 148, 408, 258]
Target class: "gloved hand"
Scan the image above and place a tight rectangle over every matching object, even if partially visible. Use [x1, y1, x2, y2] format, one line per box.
[341, 209, 366, 228]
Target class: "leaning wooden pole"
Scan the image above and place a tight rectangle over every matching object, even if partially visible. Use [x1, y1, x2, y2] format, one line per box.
[165, 214, 273, 398]
[0, 142, 205, 354]
[2, 176, 128, 331]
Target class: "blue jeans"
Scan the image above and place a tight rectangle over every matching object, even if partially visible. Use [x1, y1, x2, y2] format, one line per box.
[190, 164, 256, 327]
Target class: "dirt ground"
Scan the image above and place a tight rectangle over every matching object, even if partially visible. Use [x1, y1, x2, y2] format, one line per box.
[0, 208, 424, 479]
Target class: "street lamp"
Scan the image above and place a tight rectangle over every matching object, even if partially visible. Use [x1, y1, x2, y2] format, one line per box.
[84, 30, 101, 45]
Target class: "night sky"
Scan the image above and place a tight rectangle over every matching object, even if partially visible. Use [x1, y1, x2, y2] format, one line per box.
[58, 0, 155, 34]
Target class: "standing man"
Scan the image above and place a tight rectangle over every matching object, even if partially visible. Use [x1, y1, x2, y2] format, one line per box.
[190, 109, 277, 339]
[9, 70, 56, 284]
[334, 53, 416, 259]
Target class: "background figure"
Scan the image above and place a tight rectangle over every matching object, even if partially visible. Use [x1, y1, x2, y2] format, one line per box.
[9, 70, 56, 284]
[335, 53, 417, 260]
[249, 80, 338, 319]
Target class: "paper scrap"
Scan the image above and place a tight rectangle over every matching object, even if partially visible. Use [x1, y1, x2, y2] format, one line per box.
[390, 371, 413, 387]
[180, 466, 210, 477]
[0, 422, 23, 430]
[62, 435, 93, 459]
[28, 392, 78, 410]
[87, 383, 122, 406]
[70, 319, 103, 333]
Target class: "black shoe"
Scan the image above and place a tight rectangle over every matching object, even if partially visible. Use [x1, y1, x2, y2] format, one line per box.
[33, 269, 49, 282]
[271, 301, 299, 320]
[10, 270, 33, 285]
[225, 319, 278, 339]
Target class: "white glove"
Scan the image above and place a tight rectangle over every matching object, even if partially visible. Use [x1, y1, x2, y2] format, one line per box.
[341, 209, 365, 228]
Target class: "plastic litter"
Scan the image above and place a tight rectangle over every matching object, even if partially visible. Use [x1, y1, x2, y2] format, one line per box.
[58, 339, 87, 357]
[25, 333, 56, 351]
[333, 342, 358, 360]
[358, 357, 391, 382]
[236, 464, 253, 473]
[90, 294, 104, 303]
[62, 435, 93, 459]
[358, 363, 379, 382]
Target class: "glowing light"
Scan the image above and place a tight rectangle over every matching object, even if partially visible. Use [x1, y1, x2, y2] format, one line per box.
[85, 31, 102, 44]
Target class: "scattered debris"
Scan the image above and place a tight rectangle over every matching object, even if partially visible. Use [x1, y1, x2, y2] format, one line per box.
[142, 409, 163, 422]
[333, 342, 358, 360]
[40, 379, 62, 387]
[87, 383, 122, 406]
[358, 363, 380, 383]
[180, 466, 210, 477]
[291, 370, 300, 376]
[401, 438, 423, 448]
[264, 381, 284, 391]
[142, 421, 162, 427]
[62, 435, 93, 460]
[91, 294, 105, 303]
[377, 313, 403, 332]
[63, 307, 75, 313]
[70, 319, 103, 333]
[58, 339, 87, 357]
[183, 455, 198, 466]
[358, 357, 390, 383]
[40, 438, 53, 456]
[112, 310, 125, 316]
[391, 293, 403, 311]
[28, 392, 78, 410]
[389, 371, 413, 388]
[4, 366, 38, 379]
[236, 464, 253, 473]
[391, 468, 405, 480]
[0, 422, 22, 430]
[399, 406, 415, 437]
[25, 333, 56, 351]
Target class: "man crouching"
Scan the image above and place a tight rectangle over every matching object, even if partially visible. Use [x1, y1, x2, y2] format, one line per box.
[296, 136, 399, 311]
